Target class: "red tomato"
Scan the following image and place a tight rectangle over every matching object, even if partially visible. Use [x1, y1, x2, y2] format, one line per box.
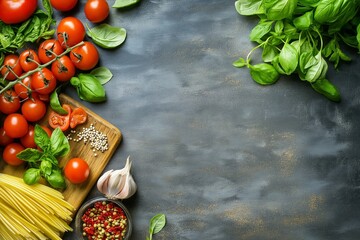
[70, 41, 99, 70]
[3, 113, 28, 138]
[19, 49, 40, 72]
[50, 0, 78, 11]
[20, 125, 36, 148]
[70, 107, 87, 128]
[51, 55, 76, 82]
[57, 17, 85, 48]
[64, 157, 90, 184]
[84, 0, 109, 23]
[0, 127, 13, 146]
[21, 98, 47, 122]
[1, 54, 23, 81]
[31, 68, 57, 95]
[2, 143, 25, 166]
[48, 104, 72, 131]
[38, 39, 64, 64]
[0, 0, 37, 24]
[14, 75, 32, 99]
[0, 90, 20, 114]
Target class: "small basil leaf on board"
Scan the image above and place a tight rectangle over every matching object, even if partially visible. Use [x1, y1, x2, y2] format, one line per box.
[232, 57, 247, 68]
[40, 160, 53, 177]
[50, 89, 68, 114]
[87, 24, 126, 49]
[50, 127, 70, 158]
[90, 67, 113, 85]
[113, 0, 141, 8]
[249, 63, 279, 85]
[34, 124, 51, 151]
[46, 169, 66, 189]
[149, 214, 166, 235]
[17, 148, 43, 163]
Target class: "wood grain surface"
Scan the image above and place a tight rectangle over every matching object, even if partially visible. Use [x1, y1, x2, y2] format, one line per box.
[0, 94, 122, 214]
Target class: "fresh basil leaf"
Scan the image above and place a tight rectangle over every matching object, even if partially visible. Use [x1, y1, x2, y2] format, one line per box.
[262, 44, 278, 62]
[87, 24, 127, 49]
[279, 42, 298, 75]
[40, 160, 53, 177]
[235, 0, 265, 16]
[232, 57, 247, 68]
[311, 78, 341, 102]
[113, 0, 141, 8]
[149, 214, 166, 235]
[357, 23, 360, 51]
[293, 11, 313, 30]
[304, 52, 327, 83]
[249, 63, 279, 85]
[17, 148, 43, 163]
[46, 169, 66, 189]
[90, 67, 113, 85]
[50, 127, 70, 158]
[23, 168, 41, 185]
[70, 74, 106, 102]
[264, 0, 298, 20]
[34, 124, 51, 151]
[50, 89, 68, 114]
[250, 20, 273, 42]
[274, 20, 284, 34]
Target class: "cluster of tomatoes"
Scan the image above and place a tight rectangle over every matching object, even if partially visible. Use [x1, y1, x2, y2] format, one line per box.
[0, 16, 99, 166]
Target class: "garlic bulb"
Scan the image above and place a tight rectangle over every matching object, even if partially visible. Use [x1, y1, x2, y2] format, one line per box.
[97, 156, 137, 200]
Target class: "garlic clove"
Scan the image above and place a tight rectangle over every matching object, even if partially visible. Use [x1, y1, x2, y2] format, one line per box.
[114, 174, 137, 199]
[97, 169, 113, 194]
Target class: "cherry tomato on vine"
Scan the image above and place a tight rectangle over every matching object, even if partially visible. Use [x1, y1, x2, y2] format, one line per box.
[20, 125, 36, 148]
[84, 0, 109, 23]
[0, 128, 13, 146]
[2, 143, 25, 166]
[31, 68, 57, 95]
[51, 55, 76, 82]
[14, 75, 32, 99]
[21, 98, 47, 122]
[19, 49, 40, 72]
[50, 0, 78, 12]
[0, 0, 37, 24]
[64, 157, 90, 184]
[0, 90, 20, 114]
[70, 107, 87, 128]
[48, 104, 72, 131]
[1, 54, 23, 81]
[3, 113, 28, 138]
[57, 17, 85, 48]
[38, 39, 64, 64]
[70, 41, 99, 70]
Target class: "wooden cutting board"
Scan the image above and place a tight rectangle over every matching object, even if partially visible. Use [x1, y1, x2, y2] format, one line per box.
[0, 94, 122, 213]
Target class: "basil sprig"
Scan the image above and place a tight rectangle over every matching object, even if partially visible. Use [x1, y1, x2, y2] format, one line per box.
[146, 214, 166, 240]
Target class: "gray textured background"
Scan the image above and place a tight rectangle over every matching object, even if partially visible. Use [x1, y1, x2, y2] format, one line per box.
[62, 1, 360, 239]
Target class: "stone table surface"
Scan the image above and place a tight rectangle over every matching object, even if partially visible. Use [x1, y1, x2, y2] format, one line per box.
[62, 1, 360, 239]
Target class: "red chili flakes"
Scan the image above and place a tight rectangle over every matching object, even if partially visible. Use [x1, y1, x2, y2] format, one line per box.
[81, 201, 128, 240]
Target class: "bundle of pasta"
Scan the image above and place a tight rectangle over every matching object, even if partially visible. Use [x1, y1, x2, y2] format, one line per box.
[0, 173, 75, 240]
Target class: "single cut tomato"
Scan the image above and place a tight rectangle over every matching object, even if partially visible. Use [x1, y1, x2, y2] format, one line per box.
[48, 104, 72, 131]
[70, 107, 87, 128]
[64, 157, 90, 184]
[2, 143, 25, 166]
[0, 0, 37, 24]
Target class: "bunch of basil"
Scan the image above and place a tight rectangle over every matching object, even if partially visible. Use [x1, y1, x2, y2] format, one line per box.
[233, 0, 360, 102]
[0, 0, 55, 64]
